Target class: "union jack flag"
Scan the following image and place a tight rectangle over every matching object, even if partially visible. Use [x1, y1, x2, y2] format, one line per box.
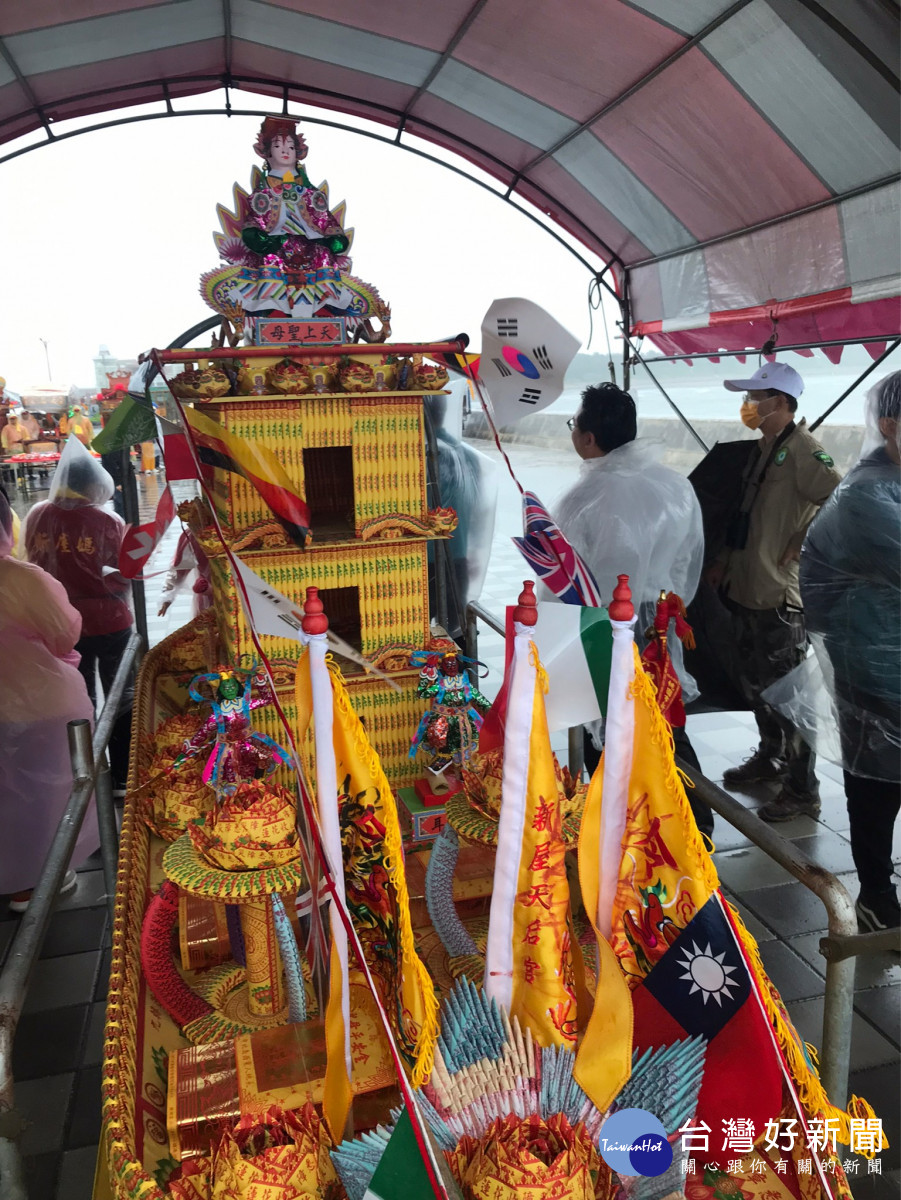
[512, 491, 603, 607]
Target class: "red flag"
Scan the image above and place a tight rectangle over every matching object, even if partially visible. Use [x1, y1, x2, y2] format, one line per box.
[630, 892, 782, 1166]
[119, 486, 176, 578]
[161, 427, 198, 482]
[477, 606, 515, 753]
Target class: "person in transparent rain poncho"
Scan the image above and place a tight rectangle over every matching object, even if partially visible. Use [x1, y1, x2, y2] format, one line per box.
[23, 437, 135, 790]
[556, 382, 712, 836]
[770, 372, 900, 932]
[424, 390, 498, 638]
[0, 487, 97, 912]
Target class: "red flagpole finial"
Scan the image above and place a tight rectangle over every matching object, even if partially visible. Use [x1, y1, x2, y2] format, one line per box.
[302, 586, 329, 635]
[513, 580, 538, 626]
[609, 574, 634, 621]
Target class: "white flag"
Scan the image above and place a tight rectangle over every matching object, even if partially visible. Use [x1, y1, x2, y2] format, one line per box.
[231, 555, 400, 687]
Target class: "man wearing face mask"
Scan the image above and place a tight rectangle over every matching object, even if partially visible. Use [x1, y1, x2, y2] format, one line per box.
[705, 363, 841, 820]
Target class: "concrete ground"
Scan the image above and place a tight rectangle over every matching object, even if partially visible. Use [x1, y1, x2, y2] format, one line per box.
[4, 444, 898, 1198]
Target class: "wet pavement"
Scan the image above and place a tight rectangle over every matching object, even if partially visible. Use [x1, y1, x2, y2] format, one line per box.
[3, 445, 898, 1198]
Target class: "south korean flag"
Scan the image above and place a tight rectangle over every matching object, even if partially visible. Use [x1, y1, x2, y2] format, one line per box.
[479, 298, 580, 427]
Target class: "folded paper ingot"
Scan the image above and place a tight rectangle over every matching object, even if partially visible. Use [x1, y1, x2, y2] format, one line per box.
[145, 712, 205, 759]
[155, 772, 216, 843]
[266, 358, 311, 395]
[338, 357, 374, 392]
[411, 358, 449, 391]
[188, 780, 299, 871]
[168, 1104, 337, 1200]
[172, 365, 231, 400]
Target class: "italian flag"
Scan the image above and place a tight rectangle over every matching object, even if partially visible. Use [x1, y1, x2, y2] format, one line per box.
[479, 602, 612, 751]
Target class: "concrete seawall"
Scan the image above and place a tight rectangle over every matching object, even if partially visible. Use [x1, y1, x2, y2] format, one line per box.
[463, 412, 866, 476]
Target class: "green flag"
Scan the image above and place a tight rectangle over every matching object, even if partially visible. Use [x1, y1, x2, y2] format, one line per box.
[535, 602, 613, 732]
[92, 394, 156, 454]
[364, 1108, 461, 1200]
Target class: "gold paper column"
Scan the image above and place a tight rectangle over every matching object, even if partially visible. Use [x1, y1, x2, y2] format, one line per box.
[239, 898, 286, 1017]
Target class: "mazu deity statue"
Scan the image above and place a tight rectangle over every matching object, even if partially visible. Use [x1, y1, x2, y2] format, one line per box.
[201, 116, 390, 342]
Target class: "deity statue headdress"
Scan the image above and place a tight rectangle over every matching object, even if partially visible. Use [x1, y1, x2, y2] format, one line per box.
[253, 115, 308, 161]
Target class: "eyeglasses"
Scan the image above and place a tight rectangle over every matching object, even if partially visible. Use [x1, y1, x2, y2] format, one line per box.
[566, 416, 577, 431]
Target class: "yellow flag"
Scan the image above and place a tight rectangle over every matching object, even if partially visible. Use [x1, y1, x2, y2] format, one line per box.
[485, 639, 580, 1048]
[609, 650, 718, 983]
[575, 641, 716, 1111]
[295, 654, 438, 1085]
[574, 747, 635, 1112]
[323, 937, 352, 1141]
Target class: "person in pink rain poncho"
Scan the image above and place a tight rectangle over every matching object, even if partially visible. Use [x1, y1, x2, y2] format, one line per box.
[0, 487, 98, 910]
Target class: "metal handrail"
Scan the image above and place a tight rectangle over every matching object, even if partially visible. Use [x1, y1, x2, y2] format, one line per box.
[0, 630, 142, 1200]
[677, 763, 865, 1107]
[464, 601, 898, 1109]
[464, 600, 504, 685]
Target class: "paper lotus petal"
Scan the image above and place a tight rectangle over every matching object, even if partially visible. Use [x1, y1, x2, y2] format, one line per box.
[446, 1114, 613, 1200]
[188, 779, 299, 871]
[142, 713, 215, 841]
[169, 1104, 337, 1200]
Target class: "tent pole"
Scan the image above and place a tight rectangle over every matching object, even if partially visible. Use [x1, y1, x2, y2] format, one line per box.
[621, 276, 631, 393]
[623, 332, 709, 453]
[809, 339, 901, 432]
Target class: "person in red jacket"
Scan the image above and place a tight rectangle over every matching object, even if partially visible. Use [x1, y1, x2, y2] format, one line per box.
[24, 437, 134, 786]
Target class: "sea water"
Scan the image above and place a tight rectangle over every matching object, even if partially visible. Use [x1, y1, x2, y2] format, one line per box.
[548, 342, 891, 427]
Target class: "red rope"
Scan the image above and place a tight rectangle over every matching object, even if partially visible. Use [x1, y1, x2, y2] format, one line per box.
[153, 351, 449, 1196]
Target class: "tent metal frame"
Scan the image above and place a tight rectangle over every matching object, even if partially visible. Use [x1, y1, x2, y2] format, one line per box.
[0, 82, 622, 288]
[641, 336, 901, 364]
[626, 337, 901, 444]
[0, 80, 893, 442]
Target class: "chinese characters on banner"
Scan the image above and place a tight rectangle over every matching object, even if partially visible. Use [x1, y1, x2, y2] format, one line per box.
[254, 318, 346, 346]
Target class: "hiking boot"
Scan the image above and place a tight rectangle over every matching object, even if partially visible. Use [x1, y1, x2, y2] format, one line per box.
[856, 893, 901, 933]
[722, 750, 785, 788]
[757, 788, 821, 823]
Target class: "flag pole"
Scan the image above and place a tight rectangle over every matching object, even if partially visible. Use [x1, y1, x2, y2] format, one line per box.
[302, 587, 353, 1140]
[484, 581, 538, 1013]
[596, 574, 637, 939]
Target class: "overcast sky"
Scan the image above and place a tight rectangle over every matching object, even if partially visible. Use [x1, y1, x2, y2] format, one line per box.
[0, 94, 617, 392]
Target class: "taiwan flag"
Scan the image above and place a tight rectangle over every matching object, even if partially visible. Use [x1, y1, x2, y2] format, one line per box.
[631, 892, 782, 1167]
[575, 578, 782, 1166]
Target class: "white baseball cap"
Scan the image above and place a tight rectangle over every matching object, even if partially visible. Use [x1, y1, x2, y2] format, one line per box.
[723, 362, 804, 399]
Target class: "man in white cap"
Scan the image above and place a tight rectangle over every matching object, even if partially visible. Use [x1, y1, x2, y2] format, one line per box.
[706, 362, 841, 820]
